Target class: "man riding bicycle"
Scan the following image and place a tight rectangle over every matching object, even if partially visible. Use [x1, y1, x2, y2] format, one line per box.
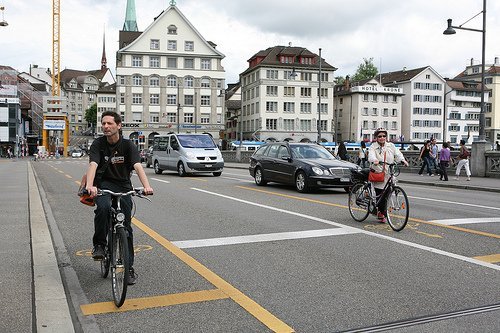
[368, 128, 408, 223]
[85, 111, 154, 285]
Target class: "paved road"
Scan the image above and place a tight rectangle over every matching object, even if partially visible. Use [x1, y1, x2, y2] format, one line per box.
[2, 157, 499, 332]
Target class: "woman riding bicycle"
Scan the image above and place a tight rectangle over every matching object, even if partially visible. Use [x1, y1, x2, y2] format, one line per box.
[368, 128, 408, 223]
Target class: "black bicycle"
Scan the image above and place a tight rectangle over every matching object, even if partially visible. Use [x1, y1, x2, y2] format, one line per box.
[94, 188, 151, 307]
[348, 163, 409, 231]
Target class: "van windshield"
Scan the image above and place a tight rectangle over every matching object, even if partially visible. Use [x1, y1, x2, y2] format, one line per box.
[178, 135, 216, 148]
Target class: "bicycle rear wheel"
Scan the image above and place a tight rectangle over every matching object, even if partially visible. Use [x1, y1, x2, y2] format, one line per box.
[348, 182, 371, 222]
[386, 186, 409, 231]
[111, 227, 129, 307]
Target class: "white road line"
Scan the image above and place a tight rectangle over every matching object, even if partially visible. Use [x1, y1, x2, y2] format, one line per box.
[429, 217, 500, 225]
[151, 177, 170, 184]
[173, 228, 359, 249]
[409, 195, 500, 211]
[221, 176, 254, 183]
[192, 187, 500, 272]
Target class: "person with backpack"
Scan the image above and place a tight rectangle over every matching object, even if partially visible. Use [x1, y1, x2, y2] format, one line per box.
[454, 139, 471, 181]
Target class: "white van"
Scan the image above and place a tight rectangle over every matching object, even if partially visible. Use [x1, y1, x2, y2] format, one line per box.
[152, 133, 224, 176]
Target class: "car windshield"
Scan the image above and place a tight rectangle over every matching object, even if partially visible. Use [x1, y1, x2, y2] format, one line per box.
[178, 135, 216, 148]
[291, 145, 334, 160]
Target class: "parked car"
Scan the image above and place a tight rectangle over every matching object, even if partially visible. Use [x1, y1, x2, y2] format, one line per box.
[249, 142, 361, 193]
[71, 149, 84, 158]
[145, 146, 153, 168]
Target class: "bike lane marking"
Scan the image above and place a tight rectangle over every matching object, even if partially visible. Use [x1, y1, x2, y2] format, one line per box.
[473, 254, 500, 264]
[236, 185, 500, 240]
[195, 186, 500, 272]
[131, 218, 295, 333]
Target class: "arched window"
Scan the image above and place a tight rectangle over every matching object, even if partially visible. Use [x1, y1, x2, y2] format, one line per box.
[201, 77, 210, 88]
[167, 25, 177, 34]
[184, 76, 194, 88]
[150, 75, 160, 87]
[167, 75, 177, 87]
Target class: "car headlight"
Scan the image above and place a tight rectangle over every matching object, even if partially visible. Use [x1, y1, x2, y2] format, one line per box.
[312, 166, 326, 175]
[186, 151, 196, 158]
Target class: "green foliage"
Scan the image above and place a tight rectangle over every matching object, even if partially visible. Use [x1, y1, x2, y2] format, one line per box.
[351, 57, 378, 82]
[334, 76, 345, 84]
[84, 103, 97, 127]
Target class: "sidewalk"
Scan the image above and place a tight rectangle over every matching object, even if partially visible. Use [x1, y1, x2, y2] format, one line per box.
[0, 158, 74, 333]
[224, 162, 500, 193]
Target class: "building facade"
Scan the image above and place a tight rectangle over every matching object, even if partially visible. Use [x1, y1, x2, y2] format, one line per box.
[239, 46, 336, 143]
[334, 78, 404, 142]
[444, 79, 487, 145]
[380, 66, 446, 142]
[115, 4, 226, 150]
[454, 58, 499, 143]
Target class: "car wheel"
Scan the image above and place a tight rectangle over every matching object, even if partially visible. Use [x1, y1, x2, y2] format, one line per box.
[254, 167, 267, 186]
[213, 172, 222, 177]
[154, 161, 163, 174]
[295, 171, 310, 193]
[177, 162, 187, 177]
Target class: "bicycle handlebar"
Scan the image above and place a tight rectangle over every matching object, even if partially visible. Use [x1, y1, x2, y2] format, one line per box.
[80, 188, 152, 201]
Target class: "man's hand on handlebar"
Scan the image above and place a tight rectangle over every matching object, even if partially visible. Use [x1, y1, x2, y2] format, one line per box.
[86, 185, 98, 198]
[142, 187, 153, 196]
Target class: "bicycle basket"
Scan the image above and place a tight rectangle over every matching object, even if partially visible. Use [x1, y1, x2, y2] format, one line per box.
[351, 168, 369, 182]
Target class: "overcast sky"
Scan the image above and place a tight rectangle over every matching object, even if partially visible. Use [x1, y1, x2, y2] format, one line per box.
[2, 0, 499, 85]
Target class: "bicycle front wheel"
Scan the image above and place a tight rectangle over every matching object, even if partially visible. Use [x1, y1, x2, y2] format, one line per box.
[111, 227, 129, 307]
[348, 182, 371, 222]
[386, 186, 409, 231]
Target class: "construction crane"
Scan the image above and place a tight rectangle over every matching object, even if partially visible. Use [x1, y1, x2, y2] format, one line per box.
[42, 0, 69, 156]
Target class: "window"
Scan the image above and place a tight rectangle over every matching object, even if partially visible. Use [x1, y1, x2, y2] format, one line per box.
[318, 120, 327, 131]
[184, 58, 194, 69]
[119, 76, 125, 85]
[149, 56, 160, 68]
[150, 76, 160, 87]
[132, 56, 142, 67]
[150, 39, 160, 50]
[300, 119, 312, 131]
[372, 121, 378, 129]
[280, 56, 294, 63]
[266, 70, 278, 79]
[372, 108, 378, 116]
[184, 95, 194, 106]
[284, 87, 295, 97]
[317, 103, 328, 114]
[283, 102, 295, 113]
[300, 72, 312, 81]
[132, 93, 142, 104]
[120, 93, 125, 104]
[383, 95, 389, 102]
[300, 103, 312, 114]
[266, 86, 278, 96]
[184, 113, 193, 123]
[166, 113, 176, 122]
[266, 101, 278, 112]
[372, 95, 378, 102]
[383, 108, 389, 116]
[201, 59, 211, 70]
[168, 40, 177, 51]
[300, 57, 313, 65]
[391, 109, 397, 116]
[266, 119, 277, 130]
[283, 119, 295, 131]
[132, 112, 142, 122]
[150, 94, 159, 105]
[184, 76, 193, 87]
[185, 41, 194, 51]
[201, 95, 210, 105]
[200, 114, 210, 124]
[201, 78, 210, 88]
[132, 75, 142, 86]
[301, 87, 311, 97]
[320, 73, 329, 82]
[284, 70, 295, 80]
[167, 25, 177, 34]
[167, 58, 177, 68]
[319, 88, 328, 97]
[150, 113, 159, 123]
[167, 94, 177, 105]
[362, 107, 368, 116]
[167, 76, 177, 87]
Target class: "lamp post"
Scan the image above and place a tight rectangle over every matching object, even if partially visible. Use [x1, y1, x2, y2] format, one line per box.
[443, 0, 487, 142]
[318, 48, 322, 143]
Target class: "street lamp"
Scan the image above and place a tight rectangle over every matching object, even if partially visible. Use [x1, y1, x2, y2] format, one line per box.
[443, 0, 487, 142]
[0, 6, 8, 27]
[318, 48, 322, 143]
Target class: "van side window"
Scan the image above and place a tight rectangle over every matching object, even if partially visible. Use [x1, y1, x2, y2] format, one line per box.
[157, 137, 168, 151]
[170, 136, 179, 149]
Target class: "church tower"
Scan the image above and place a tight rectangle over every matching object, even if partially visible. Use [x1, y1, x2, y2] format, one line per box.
[101, 30, 107, 70]
[123, 0, 138, 31]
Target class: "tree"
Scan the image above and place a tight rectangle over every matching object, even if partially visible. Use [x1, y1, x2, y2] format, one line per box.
[351, 57, 378, 82]
[334, 76, 345, 85]
[84, 103, 97, 133]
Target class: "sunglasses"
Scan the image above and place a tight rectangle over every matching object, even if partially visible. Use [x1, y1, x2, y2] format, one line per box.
[377, 135, 386, 138]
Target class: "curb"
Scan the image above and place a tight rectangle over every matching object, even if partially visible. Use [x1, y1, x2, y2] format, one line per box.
[28, 163, 75, 332]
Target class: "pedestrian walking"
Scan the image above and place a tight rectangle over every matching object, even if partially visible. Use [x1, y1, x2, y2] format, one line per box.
[430, 138, 439, 174]
[439, 142, 451, 181]
[454, 139, 471, 181]
[357, 141, 368, 168]
[418, 140, 433, 176]
[337, 141, 348, 161]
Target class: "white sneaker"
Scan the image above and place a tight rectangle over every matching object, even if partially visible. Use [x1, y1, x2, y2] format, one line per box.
[454, 176, 459, 180]
[467, 177, 471, 181]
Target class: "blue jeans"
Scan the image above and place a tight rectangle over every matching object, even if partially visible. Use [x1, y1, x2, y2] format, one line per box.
[418, 157, 432, 175]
